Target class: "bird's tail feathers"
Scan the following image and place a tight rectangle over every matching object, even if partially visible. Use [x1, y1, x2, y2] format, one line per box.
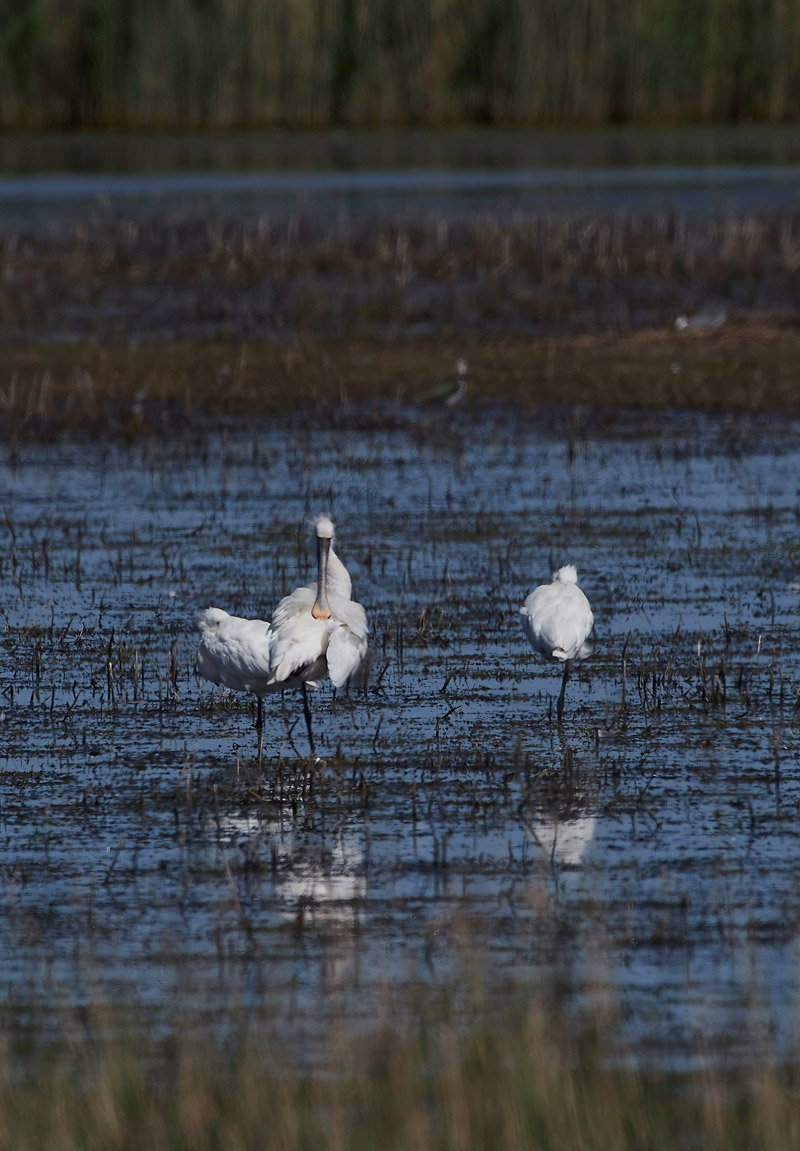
[552, 641, 593, 662]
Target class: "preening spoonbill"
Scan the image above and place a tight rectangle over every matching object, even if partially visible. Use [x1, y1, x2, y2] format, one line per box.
[197, 517, 368, 755]
[520, 565, 593, 721]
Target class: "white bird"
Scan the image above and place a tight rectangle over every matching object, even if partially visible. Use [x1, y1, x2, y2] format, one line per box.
[197, 517, 368, 755]
[520, 565, 593, 720]
[196, 607, 272, 720]
[528, 812, 596, 866]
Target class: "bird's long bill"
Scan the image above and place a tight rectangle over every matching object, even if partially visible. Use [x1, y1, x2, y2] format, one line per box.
[311, 535, 332, 620]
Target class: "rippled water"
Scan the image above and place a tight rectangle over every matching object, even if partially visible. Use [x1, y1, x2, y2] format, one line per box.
[2, 404, 800, 1068]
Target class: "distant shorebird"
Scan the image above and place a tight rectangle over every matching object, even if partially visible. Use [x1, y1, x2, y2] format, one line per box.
[520, 565, 593, 720]
[417, 359, 468, 407]
[197, 517, 368, 755]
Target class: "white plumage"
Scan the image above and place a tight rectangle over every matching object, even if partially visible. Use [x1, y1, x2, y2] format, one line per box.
[196, 516, 368, 753]
[267, 518, 367, 694]
[196, 608, 273, 696]
[520, 565, 593, 719]
[528, 812, 596, 866]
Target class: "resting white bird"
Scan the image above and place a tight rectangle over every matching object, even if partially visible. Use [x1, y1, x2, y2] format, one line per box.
[196, 517, 368, 755]
[520, 565, 593, 721]
[196, 608, 273, 725]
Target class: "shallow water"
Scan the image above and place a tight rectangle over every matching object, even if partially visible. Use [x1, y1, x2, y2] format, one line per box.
[2, 404, 800, 1069]
[4, 126, 800, 226]
[10, 125, 800, 175]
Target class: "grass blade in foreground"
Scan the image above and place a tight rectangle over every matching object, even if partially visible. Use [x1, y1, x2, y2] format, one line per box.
[3, 993, 800, 1150]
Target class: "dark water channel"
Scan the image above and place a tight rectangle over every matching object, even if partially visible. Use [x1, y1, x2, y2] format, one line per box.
[2, 403, 800, 1070]
[4, 126, 800, 226]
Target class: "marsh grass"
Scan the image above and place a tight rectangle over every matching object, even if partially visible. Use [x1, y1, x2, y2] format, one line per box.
[3, 208, 800, 434]
[6, 210, 800, 344]
[2, 0, 800, 128]
[4, 209, 800, 347]
[3, 991, 800, 1151]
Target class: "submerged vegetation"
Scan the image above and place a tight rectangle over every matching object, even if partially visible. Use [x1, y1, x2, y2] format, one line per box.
[1, 0, 800, 129]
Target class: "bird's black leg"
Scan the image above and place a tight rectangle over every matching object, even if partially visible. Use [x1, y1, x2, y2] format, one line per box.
[256, 696, 264, 731]
[301, 682, 316, 758]
[556, 661, 572, 722]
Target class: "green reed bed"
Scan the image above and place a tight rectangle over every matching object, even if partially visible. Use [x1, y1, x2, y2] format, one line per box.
[2, 992, 800, 1151]
[2, 0, 800, 130]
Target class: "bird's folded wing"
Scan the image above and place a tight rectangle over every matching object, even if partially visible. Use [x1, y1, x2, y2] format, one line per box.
[206, 622, 271, 675]
[330, 597, 368, 640]
[269, 590, 331, 682]
[196, 612, 272, 691]
[326, 622, 368, 688]
[520, 607, 557, 654]
[270, 624, 330, 683]
[270, 585, 315, 631]
[541, 618, 591, 660]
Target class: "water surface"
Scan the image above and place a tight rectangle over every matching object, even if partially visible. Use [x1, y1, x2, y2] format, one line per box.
[4, 126, 800, 225]
[2, 404, 799, 1069]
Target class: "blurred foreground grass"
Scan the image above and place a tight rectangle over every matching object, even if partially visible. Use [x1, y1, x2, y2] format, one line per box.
[1, 323, 799, 438]
[3, 992, 800, 1151]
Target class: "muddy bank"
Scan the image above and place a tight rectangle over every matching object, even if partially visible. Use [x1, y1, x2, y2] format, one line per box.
[1, 322, 799, 438]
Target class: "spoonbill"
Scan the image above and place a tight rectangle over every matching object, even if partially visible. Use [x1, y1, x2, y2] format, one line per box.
[196, 608, 273, 728]
[196, 517, 368, 755]
[520, 565, 593, 720]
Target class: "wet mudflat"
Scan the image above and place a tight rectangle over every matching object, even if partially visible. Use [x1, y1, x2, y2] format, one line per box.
[2, 402, 799, 1070]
